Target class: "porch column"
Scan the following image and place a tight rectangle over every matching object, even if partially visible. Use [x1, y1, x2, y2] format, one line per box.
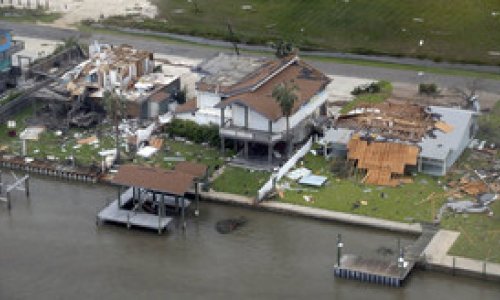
[117, 186, 122, 208]
[220, 107, 225, 155]
[268, 143, 273, 166]
[244, 141, 249, 159]
[268, 120, 273, 166]
[244, 106, 249, 129]
[220, 107, 225, 127]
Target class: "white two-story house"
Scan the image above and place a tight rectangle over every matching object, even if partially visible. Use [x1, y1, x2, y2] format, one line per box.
[175, 52, 331, 168]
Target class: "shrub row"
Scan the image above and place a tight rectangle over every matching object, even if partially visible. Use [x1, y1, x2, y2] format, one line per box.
[165, 119, 219, 147]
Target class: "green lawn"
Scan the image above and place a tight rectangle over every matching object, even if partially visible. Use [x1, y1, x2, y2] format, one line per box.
[212, 166, 270, 197]
[340, 81, 392, 114]
[279, 153, 446, 223]
[441, 201, 500, 263]
[104, 0, 500, 65]
[134, 139, 224, 174]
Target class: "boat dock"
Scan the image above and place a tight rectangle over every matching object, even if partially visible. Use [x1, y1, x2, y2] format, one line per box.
[334, 226, 438, 287]
[97, 188, 173, 234]
[97, 163, 207, 234]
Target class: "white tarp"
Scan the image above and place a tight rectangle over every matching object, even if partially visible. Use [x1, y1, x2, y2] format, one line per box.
[286, 167, 312, 181]
[137, 146, 158, 158]
[298, 175, 328, 187]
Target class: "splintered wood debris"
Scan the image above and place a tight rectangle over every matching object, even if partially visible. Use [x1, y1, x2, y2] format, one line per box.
[336, 99, 453, 143]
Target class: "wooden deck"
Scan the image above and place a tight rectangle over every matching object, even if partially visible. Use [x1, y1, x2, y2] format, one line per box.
[334, 225, 438, 287]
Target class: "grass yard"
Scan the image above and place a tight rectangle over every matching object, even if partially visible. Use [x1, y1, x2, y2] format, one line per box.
[279, 153, 446, 223]
[111, 0, 500, 65]
[441, 201, 500, 264]
[134, 139, 225, 174]
[211, 166, 270, 197]
[340, 81, 392, 114]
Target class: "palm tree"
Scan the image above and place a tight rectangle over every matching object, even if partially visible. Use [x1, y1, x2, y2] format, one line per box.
[272, 82, 298, 156]
[103, 91, 126, 164]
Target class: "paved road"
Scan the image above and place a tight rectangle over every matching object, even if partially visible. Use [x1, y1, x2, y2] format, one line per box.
[2, 21, 500, 94]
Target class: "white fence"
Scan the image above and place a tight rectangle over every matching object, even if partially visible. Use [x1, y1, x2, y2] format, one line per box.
[257, 137, 313, 201]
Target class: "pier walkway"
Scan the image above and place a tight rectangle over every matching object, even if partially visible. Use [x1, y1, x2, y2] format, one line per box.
[334, 225, 438, 287]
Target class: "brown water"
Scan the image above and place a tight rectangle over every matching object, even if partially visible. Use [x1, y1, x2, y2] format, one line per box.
[0, 176, 499, 300]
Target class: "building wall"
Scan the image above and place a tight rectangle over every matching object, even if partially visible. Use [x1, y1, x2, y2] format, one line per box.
[446, 115, 476, 169]
[419, 114, 477, 177]
[231, 89, 327, 134]
[176, 109, 221, 126]
[197, 91, 221, 109]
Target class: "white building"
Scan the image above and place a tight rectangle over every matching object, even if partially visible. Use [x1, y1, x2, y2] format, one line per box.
[417, 106, 478, 176]
[0, 0, 49, 9]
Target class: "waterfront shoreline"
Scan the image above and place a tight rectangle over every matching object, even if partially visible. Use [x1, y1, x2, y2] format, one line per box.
[3, 167, 499, 283]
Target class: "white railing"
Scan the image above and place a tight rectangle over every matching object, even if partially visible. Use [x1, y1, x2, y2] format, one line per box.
[257, 137, 313, 201]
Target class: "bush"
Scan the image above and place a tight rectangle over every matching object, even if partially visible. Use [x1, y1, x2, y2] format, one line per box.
[165, 119, 219, 147]
[419, 83, 439, 95]
[351, 82, 382, 96]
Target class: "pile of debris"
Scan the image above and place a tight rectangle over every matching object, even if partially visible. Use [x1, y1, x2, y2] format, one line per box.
[336, 100, 444, 143]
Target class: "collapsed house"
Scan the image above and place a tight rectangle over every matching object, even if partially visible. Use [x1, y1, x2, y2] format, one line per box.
[175, 53, 331, 168]
[60, 41, 180, 126]
[323, 100, 478, 184]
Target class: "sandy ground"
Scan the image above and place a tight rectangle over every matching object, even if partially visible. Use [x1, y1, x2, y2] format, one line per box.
[325, 75, 375, 103]
[12, 36, 61, 67]
[47, 0, 157, 28]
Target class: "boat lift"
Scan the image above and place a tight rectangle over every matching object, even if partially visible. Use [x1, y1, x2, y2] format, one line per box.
[97, 162, 207, 234]
[0, 171, 30, 210]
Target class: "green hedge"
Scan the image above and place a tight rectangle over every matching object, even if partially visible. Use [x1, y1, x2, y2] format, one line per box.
[165, 119, 219, 147]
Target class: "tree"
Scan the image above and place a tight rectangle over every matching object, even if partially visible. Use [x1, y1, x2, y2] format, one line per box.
[271, 40, 295, 58]
[272, 82, 299, 156]
[452, 78, 482, 110]
[103, 91, 126, 164]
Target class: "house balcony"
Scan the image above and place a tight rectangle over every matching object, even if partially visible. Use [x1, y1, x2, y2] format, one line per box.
[219, 124, 284, 144]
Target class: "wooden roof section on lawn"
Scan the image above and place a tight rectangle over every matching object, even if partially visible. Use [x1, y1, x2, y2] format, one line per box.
[112, 164, 196, 196]
[348, 136, 419, 186]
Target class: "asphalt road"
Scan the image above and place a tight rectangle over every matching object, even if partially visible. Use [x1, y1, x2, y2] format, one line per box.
[2, 21, 500, 95]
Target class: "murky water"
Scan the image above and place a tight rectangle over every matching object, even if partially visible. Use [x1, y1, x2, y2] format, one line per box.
[1, 176, 499, 299]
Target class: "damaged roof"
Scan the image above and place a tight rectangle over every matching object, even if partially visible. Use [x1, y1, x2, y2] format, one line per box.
[215, 59, 331, 121]
[336, 100, 450, 143]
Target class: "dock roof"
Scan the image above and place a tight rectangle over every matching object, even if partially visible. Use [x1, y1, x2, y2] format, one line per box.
[112, 164, 195, 196]
[173, 161, 208, 178]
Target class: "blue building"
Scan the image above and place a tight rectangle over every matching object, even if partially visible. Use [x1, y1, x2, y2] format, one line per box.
[0, 29, 24, 93]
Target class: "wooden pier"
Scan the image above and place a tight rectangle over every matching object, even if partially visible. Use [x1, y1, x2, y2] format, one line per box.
[333, 226, 438, 287]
